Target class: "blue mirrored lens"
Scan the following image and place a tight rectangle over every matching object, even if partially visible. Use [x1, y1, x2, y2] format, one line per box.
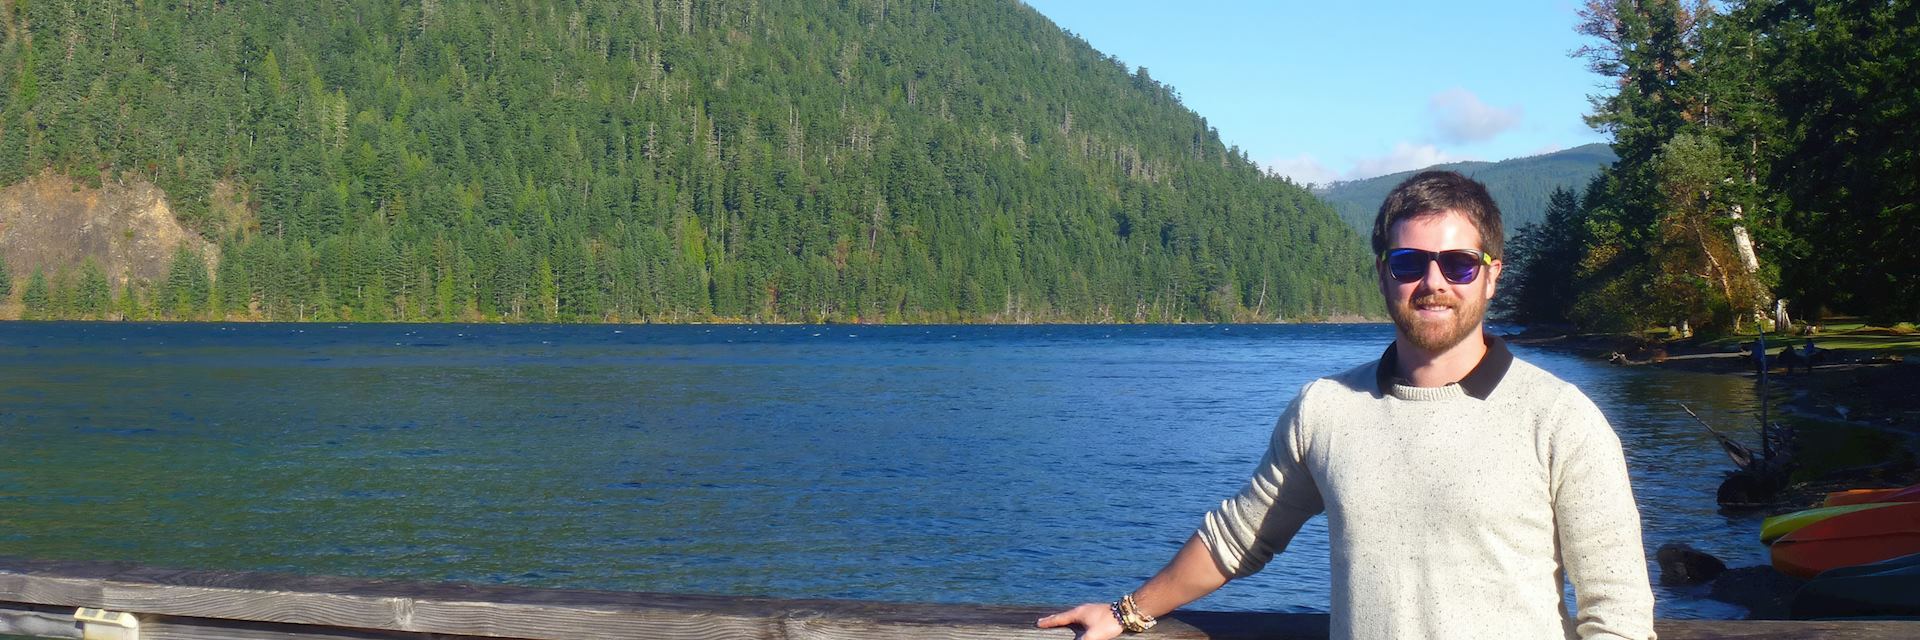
[1386, 251, 1429, 281]
[1435, 252, 1481, 283]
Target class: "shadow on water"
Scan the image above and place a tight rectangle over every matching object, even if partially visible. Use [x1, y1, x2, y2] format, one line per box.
[0, 322, 1793, 618]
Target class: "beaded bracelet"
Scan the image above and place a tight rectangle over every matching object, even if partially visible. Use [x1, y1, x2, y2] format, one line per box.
[1111, 593, 1157, 633]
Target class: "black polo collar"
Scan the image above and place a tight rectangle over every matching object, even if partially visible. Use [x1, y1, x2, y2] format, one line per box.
[1374, 333, 1514, 400]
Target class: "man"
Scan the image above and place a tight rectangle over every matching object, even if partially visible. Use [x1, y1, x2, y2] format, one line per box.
[1038, 171, 1654, 639]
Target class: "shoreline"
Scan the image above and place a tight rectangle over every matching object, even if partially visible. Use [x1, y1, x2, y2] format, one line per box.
[1511, 328, 1920, 619]
[1506, 329, 1919, 435]
[0, 315, 1393, 326]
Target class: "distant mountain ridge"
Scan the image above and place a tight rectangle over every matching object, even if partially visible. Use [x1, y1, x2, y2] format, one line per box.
[1318, 143, 1617, 237]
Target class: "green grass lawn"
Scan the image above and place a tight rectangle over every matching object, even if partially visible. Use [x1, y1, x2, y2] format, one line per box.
[1692, 320, 1920, 356]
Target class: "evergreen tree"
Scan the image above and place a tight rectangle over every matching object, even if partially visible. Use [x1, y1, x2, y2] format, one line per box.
[1747, 0, 1920, 321]
[360, 279, 390, 322]
[47, 267, 74, 319]
[115, 284, 143, 322]
[21, 270, 50, 319]
[163, 247, 212, 320]
[1552, 0, 1920, 329]
[1499, 186, 1588, 325]
[217, 249, 254, 317]
[76, 259, 111, 319]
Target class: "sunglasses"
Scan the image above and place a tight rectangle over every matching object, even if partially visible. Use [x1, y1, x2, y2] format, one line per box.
[1378, 248, 1493, 284]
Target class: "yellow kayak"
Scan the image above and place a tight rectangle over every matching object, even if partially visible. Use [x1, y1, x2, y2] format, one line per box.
[1762, 502, 1904, 544]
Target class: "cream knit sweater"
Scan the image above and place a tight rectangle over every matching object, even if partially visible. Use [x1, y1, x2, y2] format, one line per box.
[1199, 340, 1656, 640]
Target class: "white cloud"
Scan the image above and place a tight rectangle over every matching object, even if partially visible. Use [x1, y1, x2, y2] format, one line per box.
[1347, 142, 1470, 181]
[1429, 87, 1523, 144]
[1263, 153, 1340, 187]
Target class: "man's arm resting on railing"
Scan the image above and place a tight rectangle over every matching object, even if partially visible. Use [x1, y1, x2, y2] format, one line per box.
[1035, 533, 1229, 638]
[1040, 397, 1318, 638]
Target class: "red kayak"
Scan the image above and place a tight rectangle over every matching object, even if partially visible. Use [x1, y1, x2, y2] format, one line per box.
[1773, 502, 1920, 580]
[1824, 485, 1920, 507]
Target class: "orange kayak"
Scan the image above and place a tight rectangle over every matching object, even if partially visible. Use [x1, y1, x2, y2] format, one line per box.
[1772, 502, 1920, 580]
[1824, 485, 1920, 507]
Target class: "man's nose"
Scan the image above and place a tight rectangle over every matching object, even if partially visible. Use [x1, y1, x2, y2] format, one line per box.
[1418, 259, 1451, 291]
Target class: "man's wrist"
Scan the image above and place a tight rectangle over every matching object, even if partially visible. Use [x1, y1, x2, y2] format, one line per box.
[1111, 593, 1158, 633]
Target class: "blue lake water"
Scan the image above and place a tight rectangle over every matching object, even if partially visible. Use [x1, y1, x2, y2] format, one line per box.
[0, 322, 1769, 618]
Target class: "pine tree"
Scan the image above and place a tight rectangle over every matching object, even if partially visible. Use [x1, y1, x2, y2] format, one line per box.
[115, 284, 143, 321]
[76, 259, 111, 319]
[1748, 0, 1920, 321]
[22, 270, 51, 319]
[217, 249, 253, 317]
[163, 247, 212, 320]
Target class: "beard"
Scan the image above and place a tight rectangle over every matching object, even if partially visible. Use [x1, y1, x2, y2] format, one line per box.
[1386, 290, 1487, 353]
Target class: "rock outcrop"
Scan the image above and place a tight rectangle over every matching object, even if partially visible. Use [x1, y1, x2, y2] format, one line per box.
[0, 172, 216, 289]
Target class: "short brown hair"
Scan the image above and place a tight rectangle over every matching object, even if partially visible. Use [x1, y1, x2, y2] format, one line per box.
[1370, 171, 1504, 260]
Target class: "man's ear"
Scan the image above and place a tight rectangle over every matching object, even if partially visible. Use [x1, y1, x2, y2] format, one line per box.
[1483, 260, 1502, 300]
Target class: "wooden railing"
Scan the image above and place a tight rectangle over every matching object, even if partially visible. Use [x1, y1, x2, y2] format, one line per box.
[0, 556, 1910, 639]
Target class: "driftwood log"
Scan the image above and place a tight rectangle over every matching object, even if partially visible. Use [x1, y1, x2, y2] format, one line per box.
[0, 556, 1912, 639]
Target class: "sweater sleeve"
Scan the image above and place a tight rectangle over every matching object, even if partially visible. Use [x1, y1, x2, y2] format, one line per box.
[1197, 386, 1326, 578]
[1549, 388, 1657, 640]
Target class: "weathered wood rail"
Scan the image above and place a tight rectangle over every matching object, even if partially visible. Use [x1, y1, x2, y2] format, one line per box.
[0, 556, 1910, 639]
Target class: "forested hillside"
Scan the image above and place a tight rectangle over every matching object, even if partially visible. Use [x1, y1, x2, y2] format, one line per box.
[1318, 143, 1616, 235]
[0, 0, 1374, 323]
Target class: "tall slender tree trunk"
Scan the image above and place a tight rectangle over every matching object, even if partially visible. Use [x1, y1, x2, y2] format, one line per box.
[1691, 218, 1739, 331]
[1729, 204, 1761, 274]
[1254, 276, 1268, 320]
[1711, 184, 1768, 324]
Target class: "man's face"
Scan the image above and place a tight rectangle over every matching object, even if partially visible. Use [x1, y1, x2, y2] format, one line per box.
[1379, 210, 1500, 354]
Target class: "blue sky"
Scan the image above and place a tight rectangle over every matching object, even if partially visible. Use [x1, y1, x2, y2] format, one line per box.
[1021, 1, 1612, 186]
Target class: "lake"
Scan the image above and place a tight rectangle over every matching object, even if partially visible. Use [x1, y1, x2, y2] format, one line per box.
[0, 322, 1769, 618]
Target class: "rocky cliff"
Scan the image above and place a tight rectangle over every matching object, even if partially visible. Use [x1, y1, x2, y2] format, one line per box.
[0, 172, 216, 291]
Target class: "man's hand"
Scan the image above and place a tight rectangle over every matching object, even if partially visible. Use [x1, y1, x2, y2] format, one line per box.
[1035, 602, 1123, 639]
[1033, 535, 1231, 638]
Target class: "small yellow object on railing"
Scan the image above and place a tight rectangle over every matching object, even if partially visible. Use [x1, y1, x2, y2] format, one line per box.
[73, 607, 139, 640]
